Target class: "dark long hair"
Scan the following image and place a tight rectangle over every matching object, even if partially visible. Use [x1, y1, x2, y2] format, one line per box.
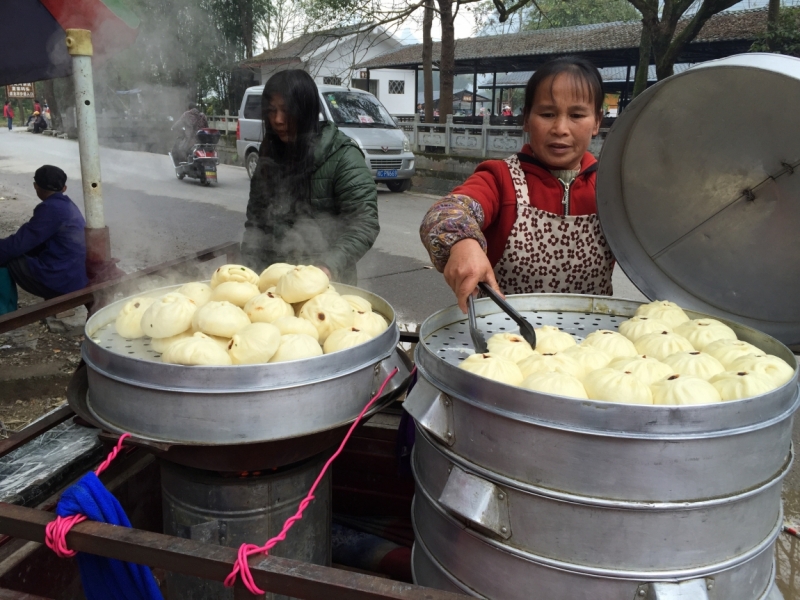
[523, 56, 604, 121]
[259, 70, 323, 181]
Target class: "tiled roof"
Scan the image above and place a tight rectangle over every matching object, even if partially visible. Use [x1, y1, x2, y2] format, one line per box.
[358, 7, 767, 69]
[243, 25, 366, 66]
[480, 63, 696, 87]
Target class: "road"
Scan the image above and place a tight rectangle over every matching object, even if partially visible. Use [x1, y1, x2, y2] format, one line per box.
[0, 127, 645, 326]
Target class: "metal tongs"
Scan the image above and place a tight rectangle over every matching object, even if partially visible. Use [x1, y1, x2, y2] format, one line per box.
[467, 282, 537, 353]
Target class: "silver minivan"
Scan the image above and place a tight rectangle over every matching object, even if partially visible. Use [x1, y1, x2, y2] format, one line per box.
[237, 84, 415, 192]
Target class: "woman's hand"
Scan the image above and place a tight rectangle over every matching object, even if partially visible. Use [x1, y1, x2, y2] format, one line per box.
[443, 238, 503, 313]
[317, 265, 332, 279]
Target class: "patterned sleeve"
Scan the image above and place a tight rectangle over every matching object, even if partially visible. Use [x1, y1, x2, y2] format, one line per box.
[419, 193, 487, 272]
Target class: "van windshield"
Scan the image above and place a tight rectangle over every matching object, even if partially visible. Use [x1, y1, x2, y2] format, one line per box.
[322, 92, 397, 128]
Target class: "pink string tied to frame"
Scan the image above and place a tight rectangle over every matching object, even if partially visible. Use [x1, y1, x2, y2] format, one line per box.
[45, 433, 132, 558]
[224, 367, 401, 595]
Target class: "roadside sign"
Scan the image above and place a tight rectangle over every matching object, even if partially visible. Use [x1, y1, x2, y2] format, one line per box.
[6, 84, 35, 99]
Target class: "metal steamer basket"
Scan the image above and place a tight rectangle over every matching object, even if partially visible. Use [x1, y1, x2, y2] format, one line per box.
[406, 53, 800, 600]
[78, 282, 406, 470]
[406, 296, 796, 600]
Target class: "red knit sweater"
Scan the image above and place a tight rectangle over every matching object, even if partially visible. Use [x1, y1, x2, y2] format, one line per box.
[451, 146, 599, 265]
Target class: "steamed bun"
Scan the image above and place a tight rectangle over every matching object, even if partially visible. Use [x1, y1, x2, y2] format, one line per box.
[651, 374, 722, 405]
[258, 263, 295, 293]
[634, 300, 690, 328]
[323, 327, 374, 354]
[618, 316, 672, 341]
[115, 297, 156, 339]
[487, 333, 536, 363]
[609, 355, 674, 385]
[342, 295, 372, 313]
[210, 264, 259, 288]
[141, 293, 197, 338]
[703, 339, 763, 368]
[581, 330, 638, 359]
[534, 326, 577, 354]
[276, 265, 330, 303]
[520, 372, 588, 399]
[634, 331, 694, 361]
[211, 281, 261, 307]
[459, 353, 524, 386]
[193, 300, 251, 338]
[162, 332, 232, 366]
[272, 316, 320, 341]
[177, 282, 212, 308]
[728, 354, 795, 388]
[710, 370, 778, 401]
[352, 311, 389, 338]
[270, 334, 324, 363]
[561, 345, 612, 377]
[517, 353, 583, 379]
[227, 322, 281, 364]
[662, 351, 725, 380]
[674, 319, 737, 351]
[298, 293, 355, 343]
[583, 368, 653, 405]
[244, 292, 295, 323]
[150, 330, 193, 354]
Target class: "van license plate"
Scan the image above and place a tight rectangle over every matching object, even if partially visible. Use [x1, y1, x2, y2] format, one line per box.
[377, 170, 397, 178]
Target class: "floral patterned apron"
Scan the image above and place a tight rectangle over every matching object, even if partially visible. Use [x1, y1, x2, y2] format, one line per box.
[492, 155, 614, 296]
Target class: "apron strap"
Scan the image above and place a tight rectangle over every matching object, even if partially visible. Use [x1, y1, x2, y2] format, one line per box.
[504, 155, 528, 206]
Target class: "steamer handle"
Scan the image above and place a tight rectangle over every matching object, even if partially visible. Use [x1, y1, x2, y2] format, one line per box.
[477, 282, 536, 349]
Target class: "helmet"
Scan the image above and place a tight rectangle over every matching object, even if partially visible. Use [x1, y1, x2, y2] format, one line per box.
[33, 111, 40, 115]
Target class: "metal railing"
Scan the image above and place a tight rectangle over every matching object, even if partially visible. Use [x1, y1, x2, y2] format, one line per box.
[394, 114, 528, 158]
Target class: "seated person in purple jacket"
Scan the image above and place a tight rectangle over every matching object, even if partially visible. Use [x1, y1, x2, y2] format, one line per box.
[0, 165, 88, 308]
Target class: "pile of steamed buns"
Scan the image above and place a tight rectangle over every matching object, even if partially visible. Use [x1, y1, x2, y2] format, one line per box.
[113, 264, 388, 366]
[458, 300, 795, 405]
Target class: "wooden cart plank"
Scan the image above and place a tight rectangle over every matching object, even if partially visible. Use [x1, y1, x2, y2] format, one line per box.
[0, 504, 468, 600]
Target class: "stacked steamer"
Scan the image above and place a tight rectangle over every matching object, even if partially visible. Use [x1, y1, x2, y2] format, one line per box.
[406, 297, 796, 600]
[80, 263, 401, 600]
[406, 54, 800, 600]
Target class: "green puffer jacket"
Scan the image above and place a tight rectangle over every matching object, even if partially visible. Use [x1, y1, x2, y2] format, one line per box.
[241, 122, 379, 285]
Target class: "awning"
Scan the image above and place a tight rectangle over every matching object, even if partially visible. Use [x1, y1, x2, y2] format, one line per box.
[0, 0, 139, 86]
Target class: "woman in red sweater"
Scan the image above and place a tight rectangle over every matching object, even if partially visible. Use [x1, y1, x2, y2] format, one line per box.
[420, 57, 614, 312]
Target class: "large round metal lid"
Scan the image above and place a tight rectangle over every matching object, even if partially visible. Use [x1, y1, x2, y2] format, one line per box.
[597, 53, 800, 344]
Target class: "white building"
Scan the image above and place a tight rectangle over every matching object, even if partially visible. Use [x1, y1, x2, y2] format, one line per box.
[243, 25, 416, 114]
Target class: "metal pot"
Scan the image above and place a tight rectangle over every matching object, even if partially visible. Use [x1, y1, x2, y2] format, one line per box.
[82, 283, 402, 446]
[405, 294, 796, 600]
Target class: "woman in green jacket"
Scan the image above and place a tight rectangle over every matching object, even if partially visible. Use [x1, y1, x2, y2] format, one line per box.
[241, 69, 380, 285]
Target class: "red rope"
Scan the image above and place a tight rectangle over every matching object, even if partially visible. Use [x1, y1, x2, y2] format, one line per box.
[45, 433, 131, 558]
[224, 367, 399, 595]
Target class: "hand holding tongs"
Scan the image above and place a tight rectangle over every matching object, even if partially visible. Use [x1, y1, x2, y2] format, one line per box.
[468, 283, 537, 353]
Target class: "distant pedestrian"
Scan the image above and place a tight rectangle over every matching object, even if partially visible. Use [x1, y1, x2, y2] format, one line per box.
[32, 112, 47, 134]
[3, 101, 13, 130]
[33, 99, 41, 114]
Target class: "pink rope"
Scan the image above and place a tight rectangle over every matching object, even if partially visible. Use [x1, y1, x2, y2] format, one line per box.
[94, 433, 131, 477]
[224, 367, 400, 595]
[45, 433, 132, 558]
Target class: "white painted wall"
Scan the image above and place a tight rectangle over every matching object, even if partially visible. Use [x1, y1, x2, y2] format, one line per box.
[255, 31, 417, 114]
[367, 69, 416, 114]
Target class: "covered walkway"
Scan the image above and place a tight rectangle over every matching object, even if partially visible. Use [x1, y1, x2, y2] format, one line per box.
[358, 7, 768, 115]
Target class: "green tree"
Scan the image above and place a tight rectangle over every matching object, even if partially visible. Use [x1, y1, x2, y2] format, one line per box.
[97, 0, 268, 113]
[523, 0, 639, 29]
[628, 0, 741, 97]
[751, 6, 800, 57]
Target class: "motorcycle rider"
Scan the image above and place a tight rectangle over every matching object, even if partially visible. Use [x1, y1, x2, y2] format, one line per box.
[171, 103, 208, 163]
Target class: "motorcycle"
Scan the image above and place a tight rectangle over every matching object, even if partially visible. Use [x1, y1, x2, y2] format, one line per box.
[169, 128, 221, 186]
